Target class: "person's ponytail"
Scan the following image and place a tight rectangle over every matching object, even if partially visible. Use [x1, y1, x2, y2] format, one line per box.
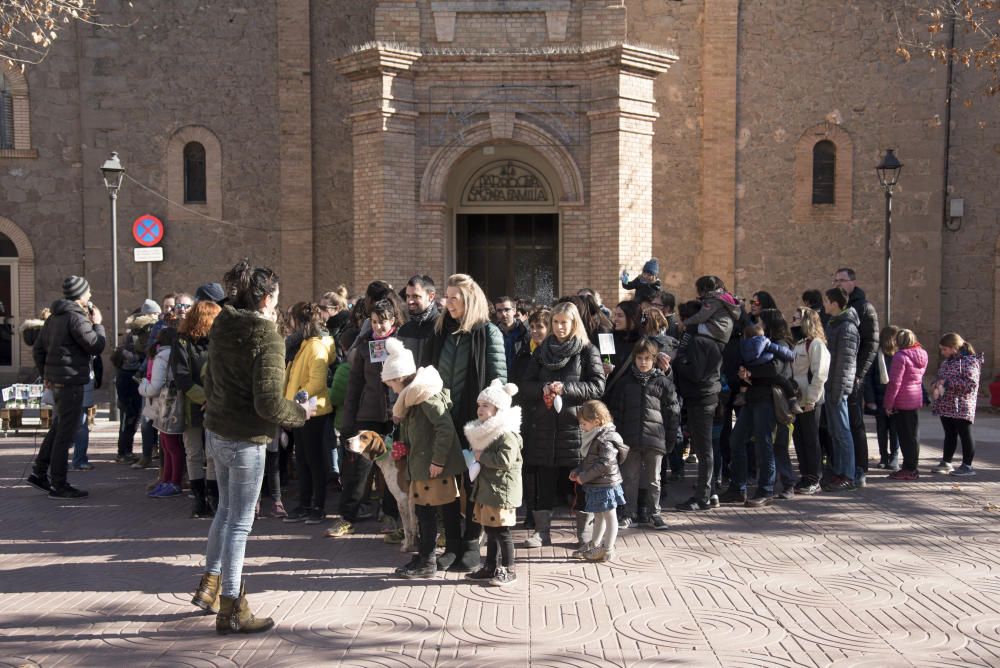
[224, 258, 279, 311]
[939, 332, 974, 356]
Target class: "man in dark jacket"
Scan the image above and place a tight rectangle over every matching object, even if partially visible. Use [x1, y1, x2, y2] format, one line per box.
[833, 267, 879, 486]
[822, 286, 861, 492]
[493, 295, 531, 372]
[398, 275, 438, 368]
[28, 276, 106, 499]
[672, 301, 724, 511]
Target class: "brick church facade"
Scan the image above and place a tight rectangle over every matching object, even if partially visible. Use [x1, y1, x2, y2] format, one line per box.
[0, 0, 997, 380]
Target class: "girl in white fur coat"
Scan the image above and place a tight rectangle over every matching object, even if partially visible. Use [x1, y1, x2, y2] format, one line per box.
[463, 379, 523, 587]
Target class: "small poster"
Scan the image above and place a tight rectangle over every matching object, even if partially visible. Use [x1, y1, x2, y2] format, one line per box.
[598, 332, 616, 356]
[29, 384, 44, 399]
[1, 387, 11, 402]
[369, 340, 389, 364]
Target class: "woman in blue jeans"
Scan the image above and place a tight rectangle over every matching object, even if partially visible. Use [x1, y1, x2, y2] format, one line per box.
[190, 260, 311, 635]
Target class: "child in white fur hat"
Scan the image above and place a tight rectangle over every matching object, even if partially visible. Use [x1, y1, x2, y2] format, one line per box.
[463, 378, 523, 587]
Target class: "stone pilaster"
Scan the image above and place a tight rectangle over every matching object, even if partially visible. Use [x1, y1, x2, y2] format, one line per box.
[336, 45, 421, 290]
[586, 44, 676, 303]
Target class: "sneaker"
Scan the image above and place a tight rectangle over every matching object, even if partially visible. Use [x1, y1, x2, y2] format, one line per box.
[822, 476, 856, 492]
[675, 497, 711, 512]
[384, 528, 405, 544]
[685, 453, 698, 464]
[324, 519, 354, 537]
[282, 506, 310, 523]
[152, 483, 182, 498]
[951, 464, 976, 477]
[394, 555, 421, 575]
[709, 494, 720, 508]
[795, 483, 821, 495]
[48, 484, 88, 499]
[271, 500, 288, 518]
[131, 457, 152, 470]
[618, 517, 634, 530]
[379, 515, 398, 534]
[465, 565, 497, 581]
[147, 482, 168, 497]
[650, 514, 668, 530]
[571, 541, 594, 559]
[854, 473, 867, 489]
[888, 468, 919, 481]
[115, 454, 138, 465]
[305, 509, 327, 525]
[26, 473, 51, 493]
[776, 489, 794, 500]
[637, 511, 651, 525]
[397, 559, 436, 579]
[744, 494, 773, 508]
[70, 463, 95, 471]
[488, 566, 517, 587]
[931, 461, 954, 474]
[718, 488, 748, 504]
[584, 546, 615, 563]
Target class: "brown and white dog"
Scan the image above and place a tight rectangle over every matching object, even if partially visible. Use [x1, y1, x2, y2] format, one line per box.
[345, 430, 417, 553]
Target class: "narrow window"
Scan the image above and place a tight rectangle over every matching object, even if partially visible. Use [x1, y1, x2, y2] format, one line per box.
[0, 75, 13, 150]
[183, 141, 207, 203]
[812, 140, 836, 204]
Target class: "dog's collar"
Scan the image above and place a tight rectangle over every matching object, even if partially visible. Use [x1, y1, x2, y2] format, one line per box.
[374, 450, 390, 463]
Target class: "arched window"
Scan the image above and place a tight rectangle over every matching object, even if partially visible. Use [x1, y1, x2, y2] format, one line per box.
[183, 142, 207, 203]
[812, 140, 836, 204]
[0, 75, 13, 150]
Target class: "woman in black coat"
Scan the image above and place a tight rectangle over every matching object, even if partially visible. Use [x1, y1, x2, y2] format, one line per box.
[520, 302, 606, 549]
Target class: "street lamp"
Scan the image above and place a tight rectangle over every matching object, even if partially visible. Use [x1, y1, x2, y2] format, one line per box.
[100, 152, 125, 422]
[876, 148, 902, 326]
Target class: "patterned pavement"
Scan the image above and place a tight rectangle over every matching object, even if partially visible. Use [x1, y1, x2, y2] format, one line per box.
[2, 409, 1000, 667]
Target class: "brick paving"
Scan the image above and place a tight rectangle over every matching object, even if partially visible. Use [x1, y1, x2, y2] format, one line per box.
[2, 410, 1000, 667]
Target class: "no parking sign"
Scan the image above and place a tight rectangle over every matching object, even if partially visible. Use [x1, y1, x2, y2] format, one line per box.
[132, 214, 164, 247]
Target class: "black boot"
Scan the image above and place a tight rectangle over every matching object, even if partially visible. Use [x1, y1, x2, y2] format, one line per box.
[436, 539, 461, 571]
[205, 479, 219, 517]
[190, 479, 210, 519]
[398, 556, 436, 579]
[450, 538, 482, 572]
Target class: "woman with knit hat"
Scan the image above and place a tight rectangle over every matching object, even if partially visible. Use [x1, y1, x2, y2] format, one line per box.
[463, 378, 523, 587]
[381, 338, 466, 579]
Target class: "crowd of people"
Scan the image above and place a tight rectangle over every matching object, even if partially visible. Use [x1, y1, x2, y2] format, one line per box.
[24, 258, 985, 635]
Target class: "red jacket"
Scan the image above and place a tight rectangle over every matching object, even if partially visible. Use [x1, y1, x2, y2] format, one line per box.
[884, 345, 928, 412]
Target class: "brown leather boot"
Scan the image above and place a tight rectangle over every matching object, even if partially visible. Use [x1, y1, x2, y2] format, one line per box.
[215, 582, 275, 635]
[191, 572, 221, 614]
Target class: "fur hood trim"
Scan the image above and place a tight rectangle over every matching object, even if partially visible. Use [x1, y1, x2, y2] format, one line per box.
[18, 318, 45, 332]
[392, 365, 445, 420]
[126, 313, 159, 330]
[464, 405, 522, 453]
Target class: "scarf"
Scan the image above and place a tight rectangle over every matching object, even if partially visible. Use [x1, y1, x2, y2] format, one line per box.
[580, 423, 613, 458]
[410, 304, 438, 325]
[537, 335, 584, 371]
[630, 365, 656, 385]
[373, 326, 397, 341]
[392, 365, 445, 420]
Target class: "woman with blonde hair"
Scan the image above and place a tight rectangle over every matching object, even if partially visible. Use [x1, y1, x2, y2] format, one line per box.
[789, 307, 830, 494]
[930, 332, 983, 476]
[884, 329, 928, 481]
[431, 273, 507, 571]
[521, 301, 606, 549]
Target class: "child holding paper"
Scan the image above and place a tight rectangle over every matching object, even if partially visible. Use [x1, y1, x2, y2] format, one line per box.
[464, 379, 523, 587]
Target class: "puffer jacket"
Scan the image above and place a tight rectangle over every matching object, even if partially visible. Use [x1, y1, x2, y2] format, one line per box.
[433, 317, 507, 446]
[825, 307, 860, 400]
[32, 299, 106, 385]
[203, 305, 306, 444]
[341, 331, 395, 436]
[574, 424, 628, 487]
[848, 287, 880, 383]
[884, 345, 928, 412]
[673, 333, 724, 405]
[284, 334, 336, 417]
[932, 352, 983, 423]
[170, 334, 210, 427]
[466, 406, 523, 509]
[792, 337, 831, 406]
[682, 290, 742, 344]
[605, 367, 679, 454]
[521, 339, 606, 468]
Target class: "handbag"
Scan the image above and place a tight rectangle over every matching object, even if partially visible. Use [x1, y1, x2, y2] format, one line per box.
[154, 370, 185, 434]
[772, 385, 795, 426]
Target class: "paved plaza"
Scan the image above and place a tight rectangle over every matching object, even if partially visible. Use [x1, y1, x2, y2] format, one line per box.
[2, 410, 1000, 667]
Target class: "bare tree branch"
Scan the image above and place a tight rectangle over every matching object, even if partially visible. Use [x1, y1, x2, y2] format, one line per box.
[0, 1, 135, 68]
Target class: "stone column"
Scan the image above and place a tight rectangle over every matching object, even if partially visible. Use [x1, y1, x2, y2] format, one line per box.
[586, 45, 676, 302]
[336, 46, 421, 290]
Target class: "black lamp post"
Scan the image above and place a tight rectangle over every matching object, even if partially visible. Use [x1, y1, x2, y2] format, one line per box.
[876, 149, 902, 326]
[100, 152, 125, 421]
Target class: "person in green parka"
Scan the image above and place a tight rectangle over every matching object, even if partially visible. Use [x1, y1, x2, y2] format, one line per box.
[381, 338, 467, 579]
[464, 378, 523, 587]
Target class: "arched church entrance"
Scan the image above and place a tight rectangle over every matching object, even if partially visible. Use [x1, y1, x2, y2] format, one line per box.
[0, 231, 20, 369]
[451, 151, 562, 304]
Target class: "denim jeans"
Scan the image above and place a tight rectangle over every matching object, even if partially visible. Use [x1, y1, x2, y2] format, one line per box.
[728, 400, 776, 496]
[185, 425, 215, 481]
[824, 395, 855, 479]
[72, 412, 90, 468]
[204, 430, 266, 598]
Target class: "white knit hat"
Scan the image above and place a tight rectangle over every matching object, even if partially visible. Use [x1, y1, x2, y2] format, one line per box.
[381, 337, 416, 382]
[476, 378, 519, 412]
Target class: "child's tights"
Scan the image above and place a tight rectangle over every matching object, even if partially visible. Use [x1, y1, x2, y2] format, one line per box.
[159, 433, 184, 486]
[591, 510, 619, 550]
[485, 526, 514, 569]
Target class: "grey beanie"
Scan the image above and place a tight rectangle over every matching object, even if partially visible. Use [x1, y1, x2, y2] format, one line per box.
[63, 275, 90, 301]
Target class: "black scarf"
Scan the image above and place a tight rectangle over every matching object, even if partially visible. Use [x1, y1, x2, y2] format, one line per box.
[630, 365, 656, 385]
[411, 303, 439, 325]
[537, 336, 584, 371]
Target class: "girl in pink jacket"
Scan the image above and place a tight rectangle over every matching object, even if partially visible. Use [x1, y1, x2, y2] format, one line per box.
[884, 329, 928, 480]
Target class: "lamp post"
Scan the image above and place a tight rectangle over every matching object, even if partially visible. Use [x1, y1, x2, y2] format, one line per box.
[876, 149, 902, 326]
[100, 152, 125, 422]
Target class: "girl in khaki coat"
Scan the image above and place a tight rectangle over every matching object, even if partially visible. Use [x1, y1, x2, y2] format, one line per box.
[464, 379, 523, 587]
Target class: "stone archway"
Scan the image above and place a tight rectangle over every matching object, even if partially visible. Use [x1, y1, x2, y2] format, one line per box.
[0, 217, 35, 373]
